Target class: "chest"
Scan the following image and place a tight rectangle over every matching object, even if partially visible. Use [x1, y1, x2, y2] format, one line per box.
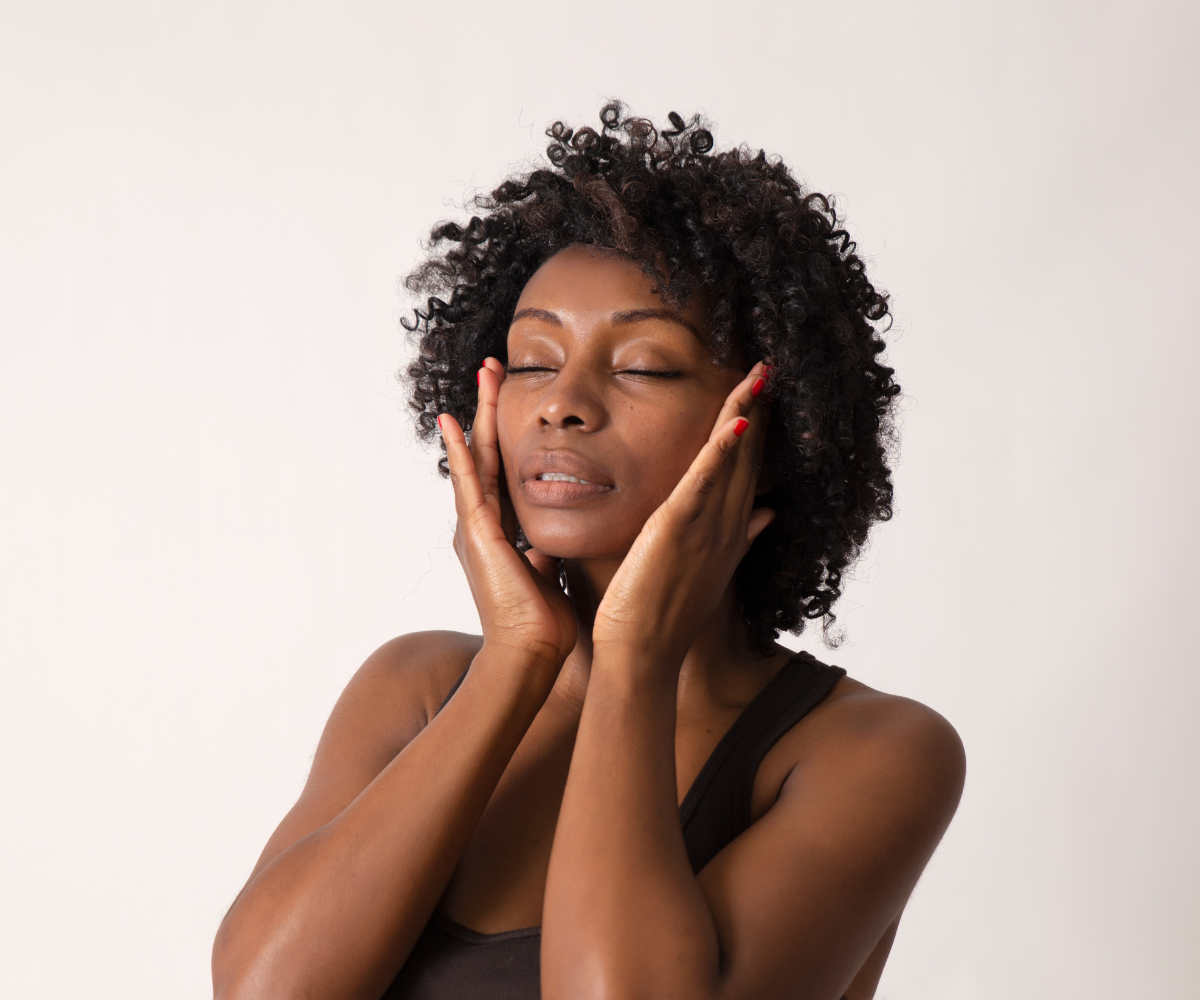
[437, 688, 780, 934]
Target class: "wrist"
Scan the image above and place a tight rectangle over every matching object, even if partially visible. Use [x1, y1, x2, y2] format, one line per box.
[473, 639, 564, 694]
[591, 604, 694, 673]
[590, 637, 687, 686]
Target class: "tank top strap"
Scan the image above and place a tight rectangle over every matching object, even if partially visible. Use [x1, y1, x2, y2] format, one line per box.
[679, 652, 845, 874]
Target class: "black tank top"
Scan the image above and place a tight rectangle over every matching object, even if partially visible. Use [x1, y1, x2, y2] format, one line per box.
[383, 652, 846, 1000]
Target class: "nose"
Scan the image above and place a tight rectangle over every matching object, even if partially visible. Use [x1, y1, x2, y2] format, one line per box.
[536, 364, 607, 432]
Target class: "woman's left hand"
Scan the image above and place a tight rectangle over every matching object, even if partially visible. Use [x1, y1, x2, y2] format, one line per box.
[592, 362, 774, 666]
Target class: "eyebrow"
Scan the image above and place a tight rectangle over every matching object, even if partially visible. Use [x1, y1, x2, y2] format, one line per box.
[611, 308, 702, 339]
[510, 307, 563, 327]
[510, 306, 700, 339]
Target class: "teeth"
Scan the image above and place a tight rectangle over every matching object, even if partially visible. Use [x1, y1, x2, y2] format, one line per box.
[539, 473, 590, 484]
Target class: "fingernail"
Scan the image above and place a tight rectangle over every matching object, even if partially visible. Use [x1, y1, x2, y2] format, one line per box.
[734, 418, 750, 437]
[751, 377, 765, 399]
[762, 364, 772, 382]
[437, 414, 444, 431]
[477, 369, 483, 385]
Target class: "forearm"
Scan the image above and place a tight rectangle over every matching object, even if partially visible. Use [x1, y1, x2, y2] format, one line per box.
[213, 645, 554, 1000]
[542, 646, 722, 1000]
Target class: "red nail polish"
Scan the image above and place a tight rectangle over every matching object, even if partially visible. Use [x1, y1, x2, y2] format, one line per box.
[437, 414, 444, 430]
[762, 364, 772, 382]
[734, 418, 750, 437]
[751, 377, 765, 399]
[476, 369, 482, 385]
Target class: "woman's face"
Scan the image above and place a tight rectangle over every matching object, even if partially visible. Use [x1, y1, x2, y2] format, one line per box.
[497, 244, 746, 561]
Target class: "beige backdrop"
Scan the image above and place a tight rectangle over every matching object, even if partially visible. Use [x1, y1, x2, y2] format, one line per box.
[2, 1, 1197, 997]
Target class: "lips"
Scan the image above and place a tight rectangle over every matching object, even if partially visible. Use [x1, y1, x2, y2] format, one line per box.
[518, 450, 615, 506]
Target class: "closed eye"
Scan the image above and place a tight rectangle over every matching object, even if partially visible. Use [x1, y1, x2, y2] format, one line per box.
[505, 366, 682, 378]
[617, 369, 682, 379]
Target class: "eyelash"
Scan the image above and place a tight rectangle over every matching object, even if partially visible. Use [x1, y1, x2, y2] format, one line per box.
[505, 366, 682, 379]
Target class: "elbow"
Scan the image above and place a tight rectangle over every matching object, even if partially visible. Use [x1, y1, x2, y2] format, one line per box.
[212, 957, 292, 1000]
[210, 931, 253, 1000]
[544, 961, 720, 1000]
[211, 923, 291, 1000]
[541, 920, 724, 1000]
[212, 917, 350, 1000]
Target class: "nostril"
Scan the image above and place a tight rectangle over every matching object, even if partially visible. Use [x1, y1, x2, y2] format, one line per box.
[562, 415, 585, 426]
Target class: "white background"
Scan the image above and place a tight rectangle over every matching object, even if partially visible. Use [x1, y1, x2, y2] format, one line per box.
[2, 2, 1197, 997]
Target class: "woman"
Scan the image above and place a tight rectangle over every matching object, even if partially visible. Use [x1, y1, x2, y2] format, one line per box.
[211, 103, 965, 1000]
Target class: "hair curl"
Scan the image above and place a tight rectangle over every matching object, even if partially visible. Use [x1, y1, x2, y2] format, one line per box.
[403, 102, 899, 651]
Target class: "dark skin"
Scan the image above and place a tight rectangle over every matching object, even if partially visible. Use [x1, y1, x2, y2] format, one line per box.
[211, 245, 965, 1000]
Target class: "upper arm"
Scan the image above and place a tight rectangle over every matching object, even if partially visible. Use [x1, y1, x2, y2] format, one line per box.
[695, 692, 966, 1000]
[245, 631, 481, 882]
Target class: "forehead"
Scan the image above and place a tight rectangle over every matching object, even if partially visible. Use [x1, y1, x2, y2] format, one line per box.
[513, 245, 708, 332]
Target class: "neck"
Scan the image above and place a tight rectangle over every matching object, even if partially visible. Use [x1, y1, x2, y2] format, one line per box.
[560, 557, 785, 704]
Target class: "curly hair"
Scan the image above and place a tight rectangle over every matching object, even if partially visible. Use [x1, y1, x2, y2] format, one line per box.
[402, 102, 899, 651]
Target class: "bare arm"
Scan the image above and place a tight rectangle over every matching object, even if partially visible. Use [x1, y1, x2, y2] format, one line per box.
[546, 664, 963, 1000]
[212, 634, 563, 1000]
[213, 360, 577, 1000]
[541, 366, 966, 1000]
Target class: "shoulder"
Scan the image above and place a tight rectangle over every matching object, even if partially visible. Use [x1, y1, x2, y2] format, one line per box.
[770, 673, 966, 834]
[824, 677, 964, 785]
[308, 630, 483, 801]
[324, 631, 484, 757]
[246, 631, 483, 879]
[698, 672, 965, 996]
[345, 630, 484, 723]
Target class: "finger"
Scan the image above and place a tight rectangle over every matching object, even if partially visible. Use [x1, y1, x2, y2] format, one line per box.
[702, 362, 766, 501]
[685, 362, 770, 521]
[471, 360, 504, 509]
[710, 360, 767, 432]
[439, 413, 491, 526]
[727, 406, 770, 527]
[482, 355, 507, 385]
[716, 363, 771, 521]
[475, 357, 519, 541]
[666, 412, 755, 524]
[652, 363, 770, 530]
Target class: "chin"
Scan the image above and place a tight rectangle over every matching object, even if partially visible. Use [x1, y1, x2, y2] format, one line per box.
[519, 518, 638, 562]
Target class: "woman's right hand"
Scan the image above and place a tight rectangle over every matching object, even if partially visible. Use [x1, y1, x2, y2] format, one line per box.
[439, 357, 577, 675]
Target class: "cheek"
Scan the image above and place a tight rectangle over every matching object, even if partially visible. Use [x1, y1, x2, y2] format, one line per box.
[617, 399, 717, 493]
